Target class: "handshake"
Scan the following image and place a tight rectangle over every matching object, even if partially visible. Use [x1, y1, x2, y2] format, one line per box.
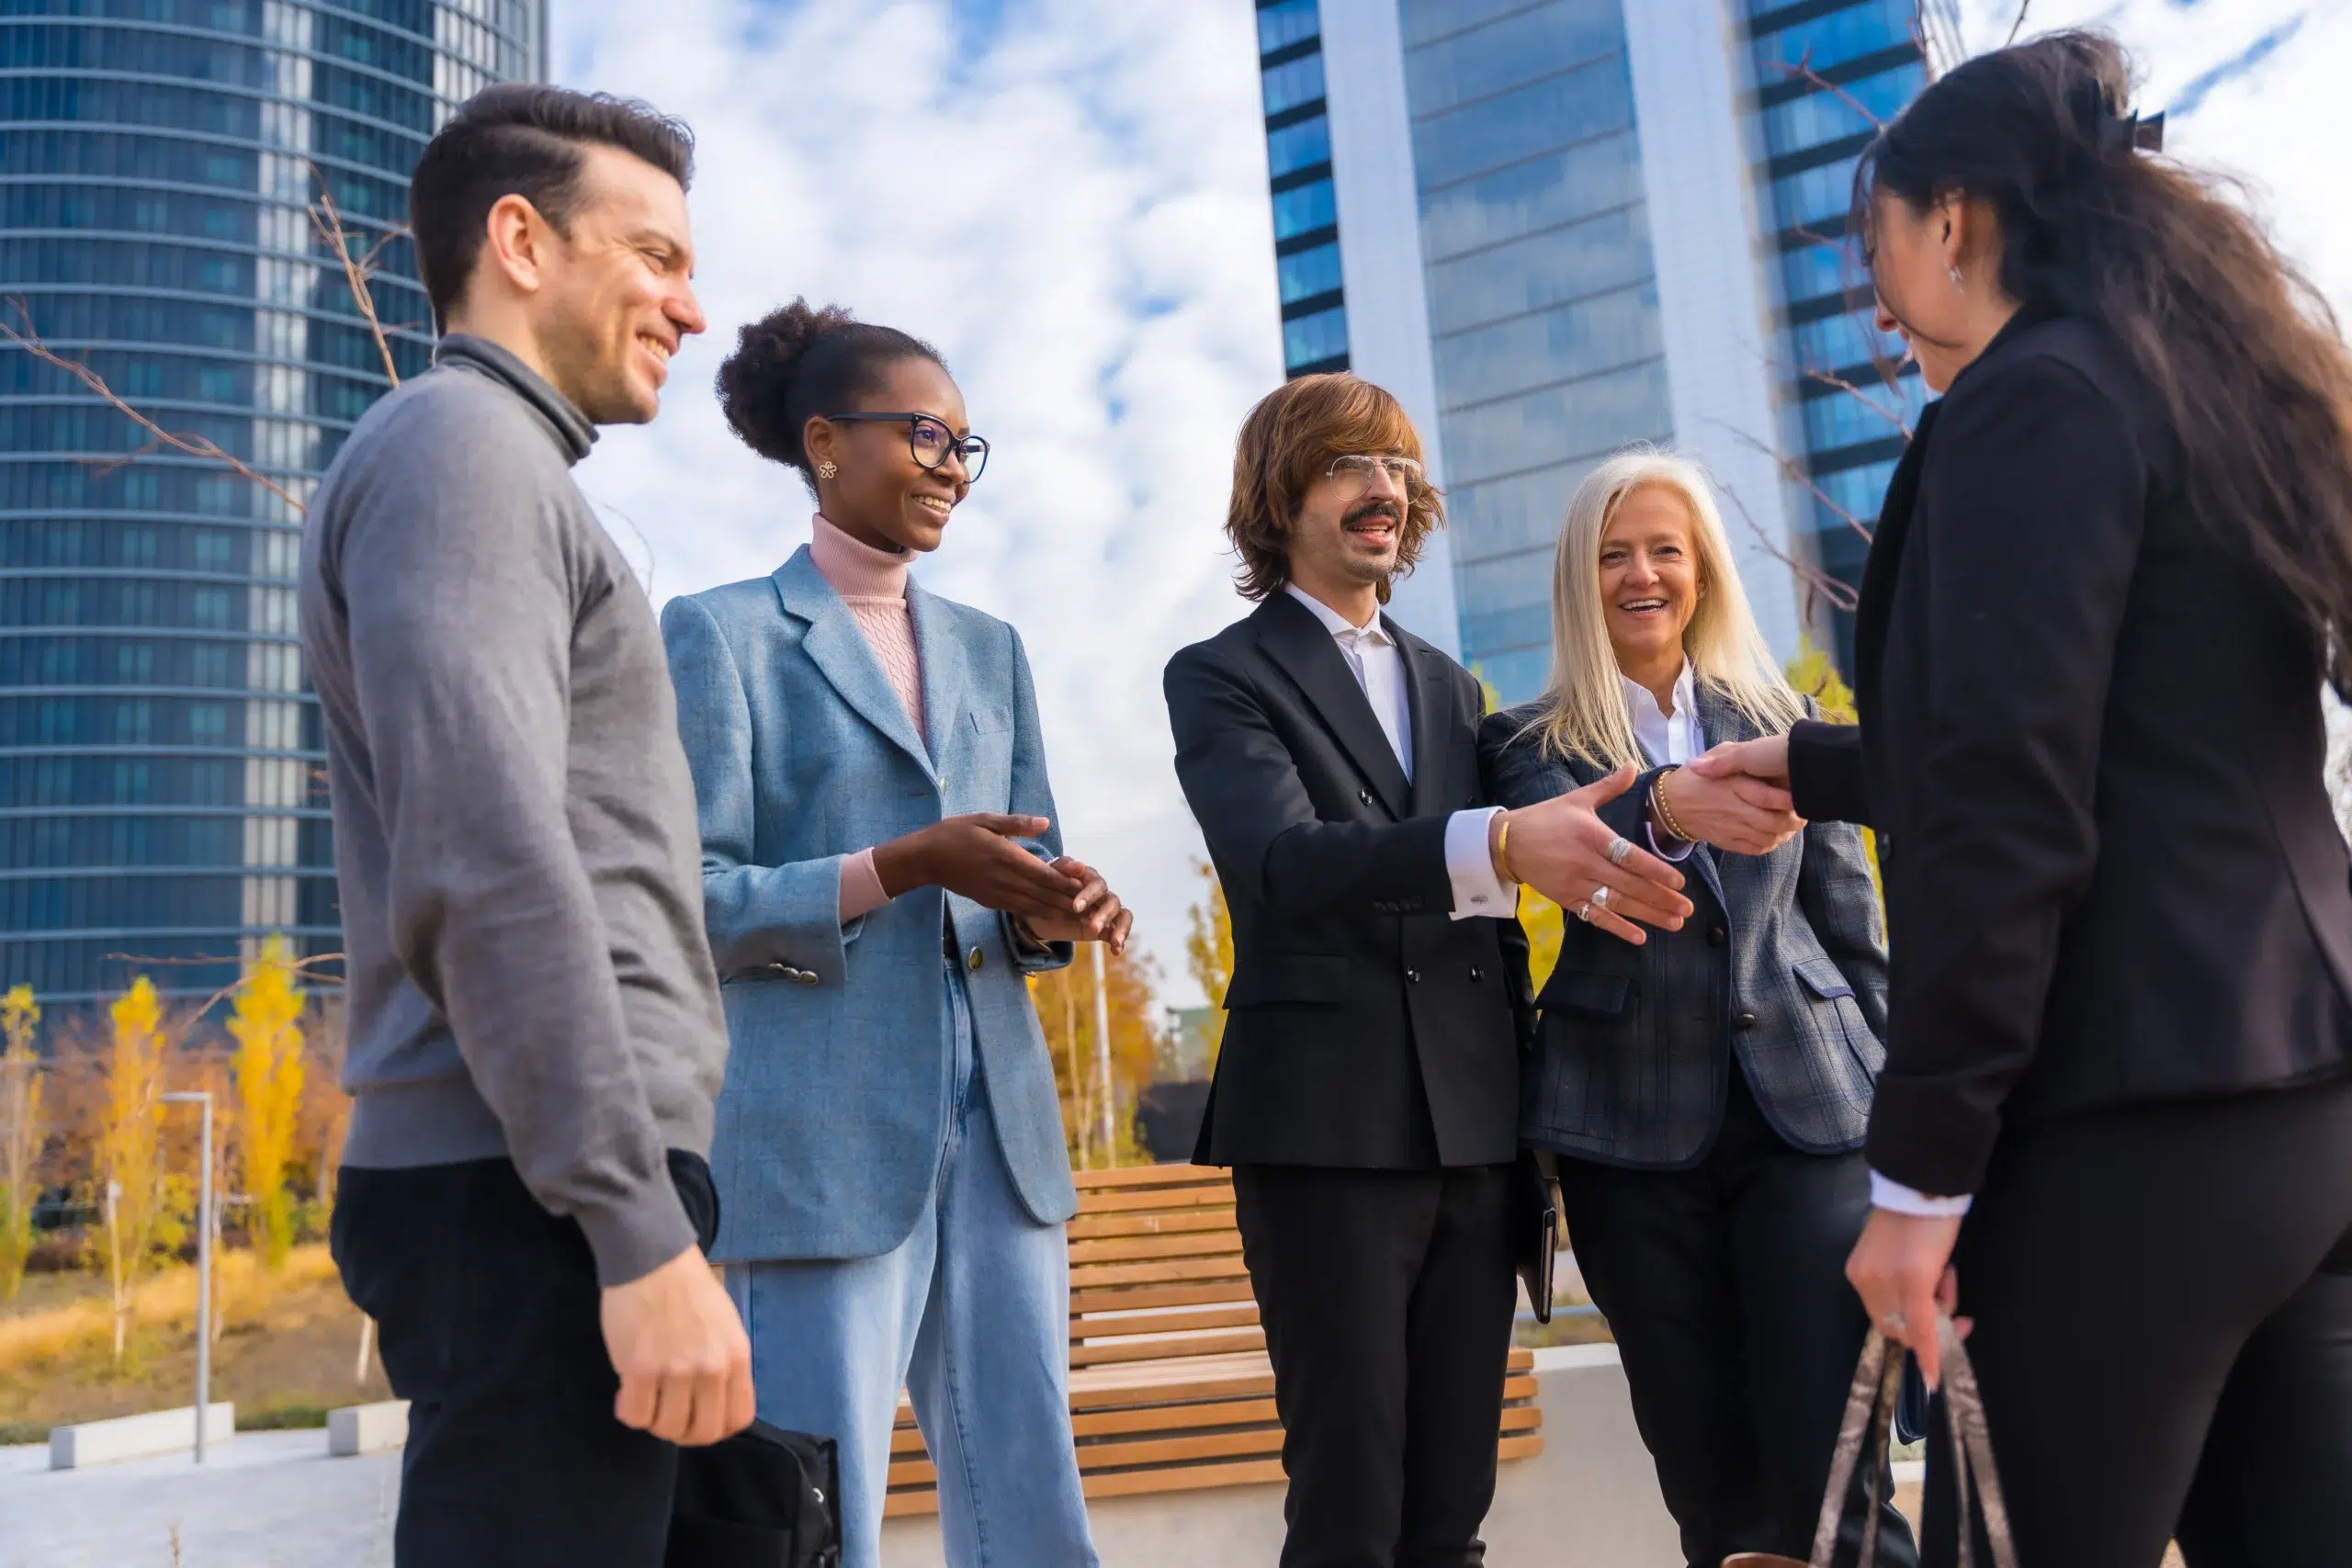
[1496, 733, 1800, 945]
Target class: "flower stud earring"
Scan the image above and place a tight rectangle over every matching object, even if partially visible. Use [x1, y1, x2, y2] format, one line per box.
[818, 461, 839, 479]
[1949, 265, 1965, 291]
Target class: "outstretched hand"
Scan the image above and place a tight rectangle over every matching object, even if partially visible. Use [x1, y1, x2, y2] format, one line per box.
[873, 814, 1082, 924]
[1655, 764, 1804, 856]
[1500, 767, 1693, 944]
[1685, 733, 1792, 788]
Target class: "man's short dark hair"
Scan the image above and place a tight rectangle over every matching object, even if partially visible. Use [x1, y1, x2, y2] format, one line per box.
[408, 85, 695, 328]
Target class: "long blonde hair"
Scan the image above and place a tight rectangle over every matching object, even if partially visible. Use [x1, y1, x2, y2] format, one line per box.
[1523, 446, 1803, 770]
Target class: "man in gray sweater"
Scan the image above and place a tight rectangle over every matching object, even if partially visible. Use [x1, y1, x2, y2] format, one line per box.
[299, 85, 748, 1566]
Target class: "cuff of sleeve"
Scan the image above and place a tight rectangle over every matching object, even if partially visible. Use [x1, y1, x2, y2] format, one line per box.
[1869, 1170, 1973, 1218]
[1645, 822, 1696, 863]
[1445, 807, 1515, 921]
[573, 1168, 701, 1288]
[838, 848, 890, 924]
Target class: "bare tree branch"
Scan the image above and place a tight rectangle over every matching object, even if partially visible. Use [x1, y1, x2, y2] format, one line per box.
[2007, 0, 2031, 49]
[305, 168, 401, 389]
[1771, 355, 1917, 443]
[1762, 45, 1889, 134]
[2, 299, 306, 513]
[1713, 475, 1860, 616]
[1721, 422, 1881, 548]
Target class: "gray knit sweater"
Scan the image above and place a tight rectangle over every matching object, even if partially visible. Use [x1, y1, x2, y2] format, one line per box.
[299, 334, 728, 1287]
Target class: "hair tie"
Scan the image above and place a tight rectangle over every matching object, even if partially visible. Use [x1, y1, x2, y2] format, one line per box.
[2100, 108, 2165, 157]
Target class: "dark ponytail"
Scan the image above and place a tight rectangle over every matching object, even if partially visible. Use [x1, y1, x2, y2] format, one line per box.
[1854, 30, 2352, 694]
[716, 299, 946, 488]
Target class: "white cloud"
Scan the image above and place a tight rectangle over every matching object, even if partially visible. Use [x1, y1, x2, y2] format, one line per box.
[554, 0, 1280, 1005]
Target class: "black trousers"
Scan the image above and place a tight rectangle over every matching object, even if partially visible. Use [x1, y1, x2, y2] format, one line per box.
[1556, 1073, 1917, 1568]
[1231, 1162, 1518, 1568]
[1920, 1075, 2352, 1568]
[331, 1151, 719, 1568]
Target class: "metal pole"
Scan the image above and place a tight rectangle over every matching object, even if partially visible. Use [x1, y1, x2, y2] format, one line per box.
[162, 1092, 212, 1463]
[1091, 943, 1115, 1164]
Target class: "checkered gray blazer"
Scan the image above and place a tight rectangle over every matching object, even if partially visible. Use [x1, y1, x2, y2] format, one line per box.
[1479, 687, 1889, 1168]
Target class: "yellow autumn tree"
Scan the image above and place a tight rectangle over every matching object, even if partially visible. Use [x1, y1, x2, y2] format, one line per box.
[1030, 948, 1164, 1169]
[1182, 859, 1233, 1072]
[229, 937, 306, 1269]
[99, 976, 168, 1363]
[1786, 643, 1883, 904]
[0, 985, 42, 1301]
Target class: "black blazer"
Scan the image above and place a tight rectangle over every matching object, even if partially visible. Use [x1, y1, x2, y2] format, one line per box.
[1784, 310, 2352, 1197]
[1163, 592, 1534, 1168]
[1483, 689, 1887, 1168]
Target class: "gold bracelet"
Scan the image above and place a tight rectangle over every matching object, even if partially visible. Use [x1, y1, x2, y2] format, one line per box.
[1494, 814, 1519, 884]
[1651, 767, 1693, 843]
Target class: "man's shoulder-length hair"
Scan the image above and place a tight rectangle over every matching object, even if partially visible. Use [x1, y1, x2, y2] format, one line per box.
[1225, 373, 1446, 604]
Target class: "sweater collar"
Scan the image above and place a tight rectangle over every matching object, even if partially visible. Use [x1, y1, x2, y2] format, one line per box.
[808, 513, 914, 600]
[431, 333, 596, 466]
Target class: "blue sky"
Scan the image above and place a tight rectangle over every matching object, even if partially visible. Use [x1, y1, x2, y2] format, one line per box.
[555, 0, 2345, 1004]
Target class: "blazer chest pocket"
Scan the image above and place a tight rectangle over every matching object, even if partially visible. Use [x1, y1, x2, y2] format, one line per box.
[1225, 953, 1349, 1009]
[1544, 970, 1633, 1021]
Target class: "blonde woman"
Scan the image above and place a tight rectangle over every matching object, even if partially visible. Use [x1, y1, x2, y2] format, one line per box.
[1476, 448, 1914, 1568]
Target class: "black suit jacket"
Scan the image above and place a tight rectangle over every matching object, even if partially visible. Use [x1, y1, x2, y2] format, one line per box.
[1163, 592, 1534, 1168]
[1785, 310, 2352, 1196]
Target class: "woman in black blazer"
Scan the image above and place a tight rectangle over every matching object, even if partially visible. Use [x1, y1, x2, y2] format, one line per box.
[1690, 31, 2352, 1567]
[1480, 449, 1913, 1568]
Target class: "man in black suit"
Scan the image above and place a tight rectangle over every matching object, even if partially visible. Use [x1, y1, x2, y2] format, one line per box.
[1163, 373, 1695, 1567]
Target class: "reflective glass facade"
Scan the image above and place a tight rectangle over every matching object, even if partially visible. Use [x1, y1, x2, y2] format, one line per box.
[1257, 0, 1348, 377]
[1745, 0, 1928, 669]
[1, 0, 546, 1004]
[1403, 0, 1665, 704]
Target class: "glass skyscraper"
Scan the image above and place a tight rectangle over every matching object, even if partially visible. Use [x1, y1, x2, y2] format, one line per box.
[1, 0, 547, 1005]
[1254, 0, 1928, 696]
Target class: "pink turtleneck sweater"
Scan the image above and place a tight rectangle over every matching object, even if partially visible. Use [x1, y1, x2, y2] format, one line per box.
[809, 513, 924, 922]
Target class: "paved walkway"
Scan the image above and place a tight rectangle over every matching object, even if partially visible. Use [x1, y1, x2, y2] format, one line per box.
[0, 1435, 401, 1568]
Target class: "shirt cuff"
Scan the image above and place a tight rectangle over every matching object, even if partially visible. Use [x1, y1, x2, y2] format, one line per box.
[1646, 822, 1697, 863]
[838, 848, 890, 924]
[1445, 807, 1516, 921]
[1870, 1170, 1973, 1218]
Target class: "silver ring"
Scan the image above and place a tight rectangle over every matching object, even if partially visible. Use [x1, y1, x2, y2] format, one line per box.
[1589, 885, 1613, 912]
[1575, 901, 1594, 923]
[1604, 835, 1634, 867]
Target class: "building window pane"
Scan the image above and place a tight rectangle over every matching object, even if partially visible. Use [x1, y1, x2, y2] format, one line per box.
[1283, 306, 1349, 369]
[1277, 242, 1344, 305]
[1272, 178, 1338, 242]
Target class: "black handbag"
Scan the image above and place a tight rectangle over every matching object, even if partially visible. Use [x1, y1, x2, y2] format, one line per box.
[1514, 1149, 1563, 1324]
[666, 1418, 842, 1568]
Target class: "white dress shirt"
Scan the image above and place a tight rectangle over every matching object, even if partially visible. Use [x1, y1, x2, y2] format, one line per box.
[1283, 585, 1515, 919]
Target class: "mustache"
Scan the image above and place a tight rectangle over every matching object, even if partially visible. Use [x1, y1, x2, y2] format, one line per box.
[1344, 499, 1404, 528]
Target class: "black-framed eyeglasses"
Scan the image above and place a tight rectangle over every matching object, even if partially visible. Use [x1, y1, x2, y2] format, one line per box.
[824, 412, 989, 483]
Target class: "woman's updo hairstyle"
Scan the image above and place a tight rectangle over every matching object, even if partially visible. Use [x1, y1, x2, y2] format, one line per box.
[717, 299, 947, 492]
[1852, 29, 2352, 695]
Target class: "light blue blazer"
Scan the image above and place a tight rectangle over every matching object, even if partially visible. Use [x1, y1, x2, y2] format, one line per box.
[660, 547, 1080, 1263]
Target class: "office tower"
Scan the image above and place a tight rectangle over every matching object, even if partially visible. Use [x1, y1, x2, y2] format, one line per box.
[1254, 0, 1927, 694]
[1, 1, 548, 1004]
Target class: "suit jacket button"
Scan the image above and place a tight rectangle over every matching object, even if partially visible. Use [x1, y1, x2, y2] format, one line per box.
[794, 968, 819, 986]
[1469, 965, 1484, 982]
[967, 946, 985, 974]
[1358, 786, 1373, 806]
[1707, 925, 1727, 947]
[1735, 1010, 1758, 1031]
[1407, 968, 1422, 984]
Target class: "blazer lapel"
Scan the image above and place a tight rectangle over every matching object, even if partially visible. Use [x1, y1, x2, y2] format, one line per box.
[771, 547, 936, 782]
[906, 582, 965, 785]
[1394, 621, 1456, 818]
[1255, 593, 1410, 818]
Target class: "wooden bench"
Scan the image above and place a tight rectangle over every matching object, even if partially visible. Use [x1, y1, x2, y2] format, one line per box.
[884, 1164, 1544, 1516]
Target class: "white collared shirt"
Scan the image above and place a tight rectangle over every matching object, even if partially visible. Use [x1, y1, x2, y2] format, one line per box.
[1283, 584, 1515, 919]
[1623, 664, 1701, 768]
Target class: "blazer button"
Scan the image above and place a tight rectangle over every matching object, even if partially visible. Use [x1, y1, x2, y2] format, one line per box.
[1358, 786, 1373, 806]
[792, 968, 819, 987]
[1406, 968, 1422, 984]
[1735, 1010, 1758, 1031]
[1707, 925, 1727, 947]
[967, 946, 985, 974]
[1468, 964, 1484, 983]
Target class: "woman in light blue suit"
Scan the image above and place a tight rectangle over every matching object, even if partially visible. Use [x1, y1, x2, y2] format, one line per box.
[661, 301, 1129, 1568]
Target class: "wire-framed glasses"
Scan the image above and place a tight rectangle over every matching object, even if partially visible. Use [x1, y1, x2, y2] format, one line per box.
[825, 412, 989, 483]
[1329, 453, 1425, 495]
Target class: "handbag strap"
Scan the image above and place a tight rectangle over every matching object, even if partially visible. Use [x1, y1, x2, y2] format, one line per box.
[1805, 1314, 2020, 1568]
